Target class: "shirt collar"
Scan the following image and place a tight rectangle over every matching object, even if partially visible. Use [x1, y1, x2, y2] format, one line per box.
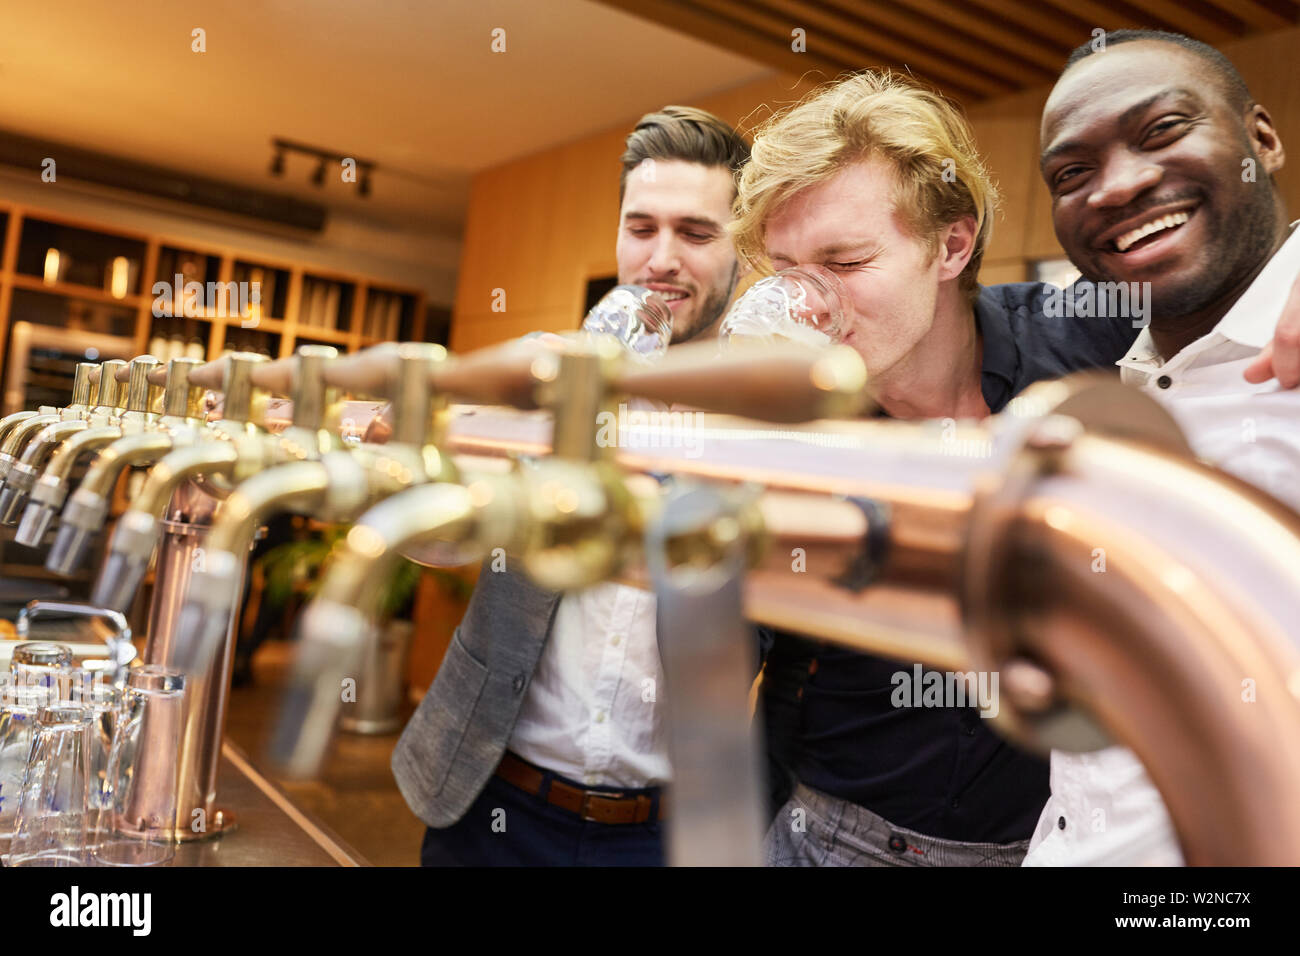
[973, 286, 1019, 412]
[1213, 220, 1300, 349]
[1116, 326, 1161, 374]
[1118, 219, 1300, 372]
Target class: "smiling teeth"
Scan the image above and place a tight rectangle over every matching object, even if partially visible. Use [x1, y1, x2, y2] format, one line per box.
[1115, 211, 1191, 252]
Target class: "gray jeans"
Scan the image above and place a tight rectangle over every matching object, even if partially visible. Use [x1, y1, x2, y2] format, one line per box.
[764, 782, 1030, 867]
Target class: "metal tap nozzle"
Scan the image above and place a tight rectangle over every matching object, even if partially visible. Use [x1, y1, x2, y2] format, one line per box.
[269, 477, 523, 777]
[0, 418, 90, 524]
[90, 441, 238, 610]
[18, 358, 194, 547]
[45, 358, 212, 575]
[172, 345, 448, 674]
[0, 412, 62, 491]
[0, 358, 164, 524]
[91, 353, 270, 609]
[14, 424, 123, 546]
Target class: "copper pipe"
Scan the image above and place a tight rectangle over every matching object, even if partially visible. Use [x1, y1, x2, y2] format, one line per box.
[413, 379, 1299, 865]
[963, 433, 1300, 866]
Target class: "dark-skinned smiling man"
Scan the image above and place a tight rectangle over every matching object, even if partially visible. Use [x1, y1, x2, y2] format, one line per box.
[1027, 29, 1300, 866]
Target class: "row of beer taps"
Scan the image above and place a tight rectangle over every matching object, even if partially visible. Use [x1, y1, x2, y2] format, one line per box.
[8, 336, 1300, 864]
[0, 338, 867, 818]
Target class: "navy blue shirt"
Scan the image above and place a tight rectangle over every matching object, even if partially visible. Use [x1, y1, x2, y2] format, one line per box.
[777, 281, 1141, 843]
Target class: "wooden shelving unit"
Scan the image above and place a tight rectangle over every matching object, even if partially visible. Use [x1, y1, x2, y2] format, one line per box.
[0, 199, 428, 410]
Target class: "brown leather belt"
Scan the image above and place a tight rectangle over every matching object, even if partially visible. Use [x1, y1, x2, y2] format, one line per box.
[495, 751, 667, 825]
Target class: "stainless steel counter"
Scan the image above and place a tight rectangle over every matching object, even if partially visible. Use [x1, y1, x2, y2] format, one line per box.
[171, 741, 368, 867]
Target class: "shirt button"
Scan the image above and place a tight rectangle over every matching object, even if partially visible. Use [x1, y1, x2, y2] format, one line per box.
[610, 634, 621, 646]
[511, 674, 525, 694]
[1058, 816, 1067, 830]
[1156, 375, 1172, 389]
[595, 711, 606, 723]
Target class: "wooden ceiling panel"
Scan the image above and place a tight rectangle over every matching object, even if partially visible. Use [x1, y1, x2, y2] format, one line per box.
[595, 0, 1298, 104]
[812, 0, 1058, 87]
[1223, 0, 1298, 31]
[1118, 0, 1245, 42]
[884, 0, 1074, 72]
[691, 0, 1013, 97]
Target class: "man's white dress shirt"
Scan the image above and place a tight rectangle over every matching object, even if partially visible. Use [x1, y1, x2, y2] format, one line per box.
[1025, 222, 1300, 866]
[508, 582, 671, 788]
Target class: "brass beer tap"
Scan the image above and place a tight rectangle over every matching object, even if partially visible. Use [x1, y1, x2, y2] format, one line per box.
[0, 357, 164, 525]
[16, 358, 203, 548]
[44, 359, 208, 573]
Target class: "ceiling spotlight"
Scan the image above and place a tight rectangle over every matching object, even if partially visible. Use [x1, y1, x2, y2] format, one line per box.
[311, 158, 326, 187]
[269, 148, 285, 177]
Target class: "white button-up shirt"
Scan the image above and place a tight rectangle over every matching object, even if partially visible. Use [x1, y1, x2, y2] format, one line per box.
[508, 582, 671, 788]
[1025, 222, 1300, 867]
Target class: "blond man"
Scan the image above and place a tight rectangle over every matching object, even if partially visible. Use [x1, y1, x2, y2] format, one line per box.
[733, 72, 1144, 866]
[736, 66, 1300, 867]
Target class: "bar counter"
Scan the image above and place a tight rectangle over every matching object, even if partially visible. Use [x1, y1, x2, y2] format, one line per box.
[172, 741, 368, 867]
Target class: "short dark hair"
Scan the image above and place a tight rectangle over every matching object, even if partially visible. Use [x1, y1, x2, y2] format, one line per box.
[619, 105, 751, 202]
[1063, 29, 1252, 113]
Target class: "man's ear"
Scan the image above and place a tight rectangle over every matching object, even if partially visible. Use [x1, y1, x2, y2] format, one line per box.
[936, 216, 978, 283]
[1248, 104, 1285, 176]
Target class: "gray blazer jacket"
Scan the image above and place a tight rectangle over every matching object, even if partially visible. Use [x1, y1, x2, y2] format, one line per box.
[391, 562, 794, 830]
[391, 563, 562, 829]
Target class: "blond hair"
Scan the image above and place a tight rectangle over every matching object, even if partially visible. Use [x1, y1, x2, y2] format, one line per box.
[731, 72, 999, 301]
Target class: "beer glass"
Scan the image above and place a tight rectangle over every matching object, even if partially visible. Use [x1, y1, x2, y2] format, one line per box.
[0, 684, 55, 852]
[93, 666, 186, 866]
[581, 285, 673, 359]
[718, 266, 847, 347]
[9, 642, 72, 693]
[7, 703, 94, 866]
